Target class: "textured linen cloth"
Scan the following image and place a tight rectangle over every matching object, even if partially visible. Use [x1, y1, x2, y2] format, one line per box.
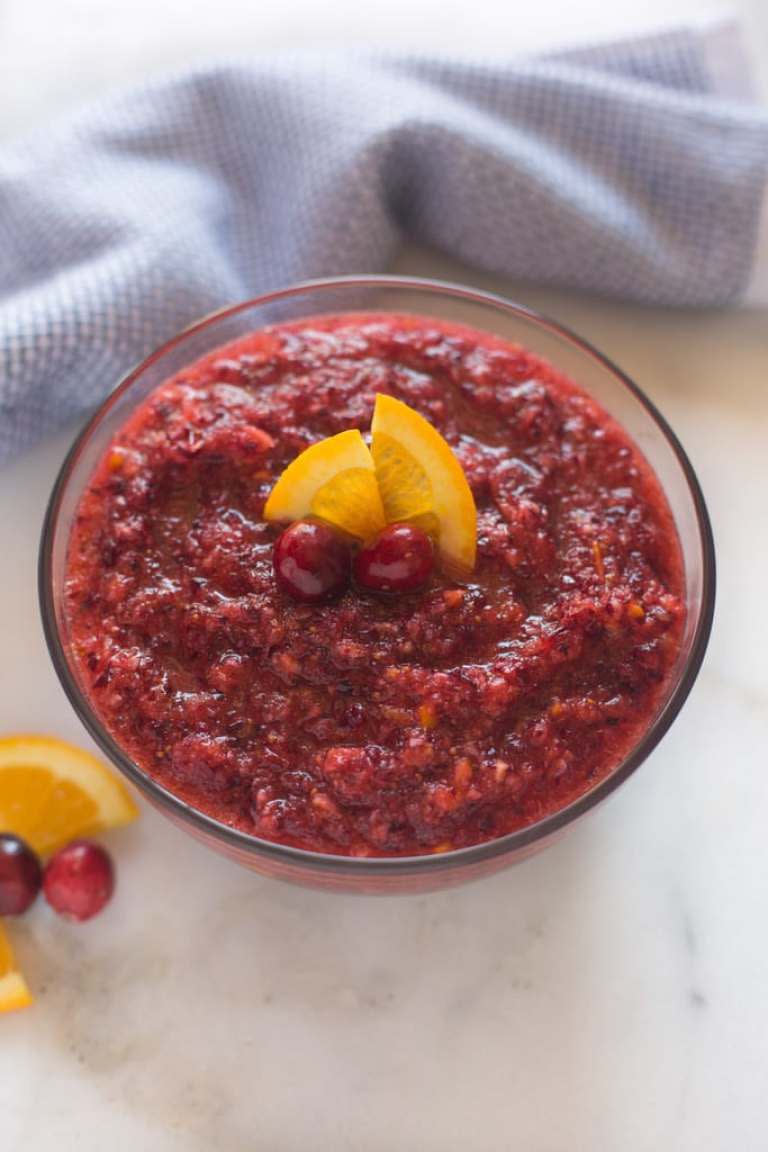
[0, 22, 767, 464]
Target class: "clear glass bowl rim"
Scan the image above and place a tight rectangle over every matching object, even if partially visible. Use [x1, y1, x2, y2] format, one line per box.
[39, 274, 716, 876]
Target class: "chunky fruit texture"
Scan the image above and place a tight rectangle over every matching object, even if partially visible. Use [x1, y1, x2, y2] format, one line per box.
[64, 314, 684, 856]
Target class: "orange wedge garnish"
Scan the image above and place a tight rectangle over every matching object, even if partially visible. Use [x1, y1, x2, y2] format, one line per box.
[264, 428, 386, 541]
[0, 922, 32, 1013]
[372, 394, 476, 572]
[264, 399, 477, 571]
[0, 735, 139, 858]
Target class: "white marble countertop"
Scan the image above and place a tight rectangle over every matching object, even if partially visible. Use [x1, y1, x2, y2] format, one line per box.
[2, 3, 768, 1150]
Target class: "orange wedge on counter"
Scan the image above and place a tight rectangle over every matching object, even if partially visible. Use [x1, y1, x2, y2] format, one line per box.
[0, 735, 139, 859]
[0, 922, 32, 1013]
[264, 396, 477, 572]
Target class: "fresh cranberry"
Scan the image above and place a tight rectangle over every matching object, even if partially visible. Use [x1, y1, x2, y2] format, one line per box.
[0, 834, 42, 916]
[273, 520, 351, 603]
[354, 523, 434, 593]
[43, 840, 115, 923]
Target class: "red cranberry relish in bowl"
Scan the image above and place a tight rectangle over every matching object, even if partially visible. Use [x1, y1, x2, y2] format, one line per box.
[40, 278, 714, 893]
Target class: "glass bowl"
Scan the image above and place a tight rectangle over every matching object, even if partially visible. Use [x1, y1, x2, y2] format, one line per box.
[39, 276, 715, 893]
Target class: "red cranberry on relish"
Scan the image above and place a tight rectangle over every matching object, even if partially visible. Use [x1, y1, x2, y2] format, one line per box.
[354, 523, 434, 593]
[0, 833, 42, 916]
[273, 519, 351, 603]
[43, 840, 115, 923]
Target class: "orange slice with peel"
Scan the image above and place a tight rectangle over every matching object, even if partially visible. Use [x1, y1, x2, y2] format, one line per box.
[264, 429, 386, 542]
[372, 394, 476, 572]
[0, 922, 32, 1013]
[0, 735, 139, 859]
[263, 399, 477, 570]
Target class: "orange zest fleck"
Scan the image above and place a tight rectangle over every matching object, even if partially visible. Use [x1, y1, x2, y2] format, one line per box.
[418, 703, 437, 729]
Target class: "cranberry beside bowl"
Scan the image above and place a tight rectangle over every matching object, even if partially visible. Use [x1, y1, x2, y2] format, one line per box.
[39, 277, 715, 894]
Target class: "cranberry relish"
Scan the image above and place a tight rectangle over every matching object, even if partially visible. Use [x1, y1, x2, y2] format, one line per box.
[65, 314, 683, 856]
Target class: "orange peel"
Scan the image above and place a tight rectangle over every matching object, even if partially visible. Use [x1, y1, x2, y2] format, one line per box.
[0, 922, 32, 1013]
[264, 429, 386, 542]
[264, 397, 477, 572]
[371, 394, 476, 572]
[0, 734, 139, 858]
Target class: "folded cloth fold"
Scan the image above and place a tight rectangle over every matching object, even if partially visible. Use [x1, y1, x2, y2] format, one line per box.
[0, 22, 767, 463]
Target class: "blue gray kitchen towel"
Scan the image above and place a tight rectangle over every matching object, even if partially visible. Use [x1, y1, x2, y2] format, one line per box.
[1, 21, 767, 463]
